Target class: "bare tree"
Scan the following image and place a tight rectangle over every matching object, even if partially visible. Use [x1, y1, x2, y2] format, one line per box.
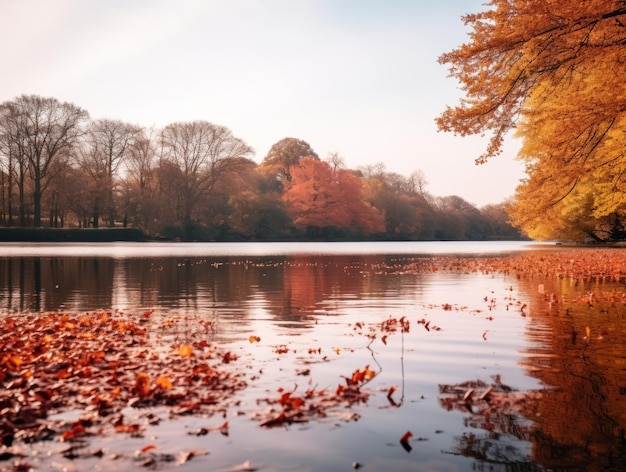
[325, 152, 346, 173]
[122, 128, 159, 232]
[76, 119, 141, 227]
[0, 102, 31, 226]
[0, 95, 89, 227]
[159, 121, 254, 226]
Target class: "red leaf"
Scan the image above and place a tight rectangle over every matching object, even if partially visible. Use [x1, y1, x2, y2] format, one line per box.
[400, 431, 413, 452]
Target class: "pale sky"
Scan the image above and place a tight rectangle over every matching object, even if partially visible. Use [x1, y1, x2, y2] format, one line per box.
[0, 0, 525, 207]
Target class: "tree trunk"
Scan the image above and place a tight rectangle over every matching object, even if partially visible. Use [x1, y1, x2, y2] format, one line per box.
[33, 186, 41, 227]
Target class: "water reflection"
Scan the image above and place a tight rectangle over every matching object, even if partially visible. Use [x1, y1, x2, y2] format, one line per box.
[0, 254, 412, 332]
[439, 274, 626, 471]
[521, 276, 626, 470]
[2, 244, 626, 470]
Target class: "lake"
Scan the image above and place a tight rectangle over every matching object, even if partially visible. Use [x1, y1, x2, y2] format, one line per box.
[1, 241, 625, 471]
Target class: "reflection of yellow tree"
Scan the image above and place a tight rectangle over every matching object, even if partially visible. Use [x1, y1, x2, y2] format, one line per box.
[519, 275, 626, 469]
[440, 274, 626, 470]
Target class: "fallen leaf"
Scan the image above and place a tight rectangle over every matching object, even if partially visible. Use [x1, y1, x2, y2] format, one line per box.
[400, 431, 413, 452]
[155, 375, 173, 390]
[177, 344, 194, 357]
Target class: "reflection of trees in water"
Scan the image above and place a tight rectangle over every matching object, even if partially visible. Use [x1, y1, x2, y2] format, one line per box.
[0, 256, 116, 312]
[439, 275, 626, 471]
[0, 253, 417, 335]
[439, 377, 540, 469]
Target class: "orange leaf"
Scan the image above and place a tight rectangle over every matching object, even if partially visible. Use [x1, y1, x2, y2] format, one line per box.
[177, 344, 194, 357]
[387, 385, 398, 399]
[364, 365, 376, 381]
[9, 355, 23, 369]
[141, 445, 156, 453]
[249, 335, 261, 343]
[156, 375, 173, 390]
[115, 423, 141, 434]
[133, 372, 151, 397]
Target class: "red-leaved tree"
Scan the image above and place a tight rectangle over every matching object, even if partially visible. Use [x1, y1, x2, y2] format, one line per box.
[283, 158, 384, 235]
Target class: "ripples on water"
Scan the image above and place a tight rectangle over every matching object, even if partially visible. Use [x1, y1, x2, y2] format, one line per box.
[1, 241, 625, 471]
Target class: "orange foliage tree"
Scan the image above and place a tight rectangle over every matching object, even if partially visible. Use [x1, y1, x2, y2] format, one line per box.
[282, 158, 384, 235]
[437, 1, 626, 241]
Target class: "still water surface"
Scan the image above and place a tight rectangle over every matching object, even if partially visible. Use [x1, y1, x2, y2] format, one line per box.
[1, 241, 625, 471]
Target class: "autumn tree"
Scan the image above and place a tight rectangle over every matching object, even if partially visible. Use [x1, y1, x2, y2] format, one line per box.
[437, 1, 626, 241]
[120, 129, 160, 233]
[158, 121, 254, 229]
[359, 164, 436, 239]
[0, 95, 89, 227]
[259, 137, 319, 186]
[76, 119, 141, 228]
[283, 157, 384, 236]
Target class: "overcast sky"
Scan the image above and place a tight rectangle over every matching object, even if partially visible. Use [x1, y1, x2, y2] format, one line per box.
[1, 0, 525, 207]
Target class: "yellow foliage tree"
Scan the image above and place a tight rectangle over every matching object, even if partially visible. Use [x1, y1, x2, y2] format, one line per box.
[437, 0, 626, 241]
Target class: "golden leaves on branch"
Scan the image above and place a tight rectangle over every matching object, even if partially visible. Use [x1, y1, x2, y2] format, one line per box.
[438, 1, 626, 240]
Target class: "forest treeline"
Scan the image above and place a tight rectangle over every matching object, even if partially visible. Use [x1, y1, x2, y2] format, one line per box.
[0, 95, 523, 241]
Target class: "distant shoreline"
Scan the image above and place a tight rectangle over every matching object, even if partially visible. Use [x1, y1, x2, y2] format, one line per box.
[0, 228, 535, 244]
[0, 228, 148, 243]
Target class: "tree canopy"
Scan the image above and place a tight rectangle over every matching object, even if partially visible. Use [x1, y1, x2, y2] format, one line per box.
[282, 158, 385, 236]
[259, 137, 319, 184]
[437, 0, 626, 241]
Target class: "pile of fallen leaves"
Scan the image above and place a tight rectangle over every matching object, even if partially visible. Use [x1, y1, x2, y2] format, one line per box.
[378, 249, 626, 282]
[0, 310, 245, 448]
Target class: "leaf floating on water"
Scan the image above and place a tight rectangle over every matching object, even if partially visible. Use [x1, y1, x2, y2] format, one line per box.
[177, 344, 194, 357]
[249, 335, 261, 343]
[155, 375, 173, 390]
[482, 330, 489, 341]
[479, 386, 494, 401]
[227, 460, 259, 472]
[400, 431, 413, 452]
[133, 372, 151, 397]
